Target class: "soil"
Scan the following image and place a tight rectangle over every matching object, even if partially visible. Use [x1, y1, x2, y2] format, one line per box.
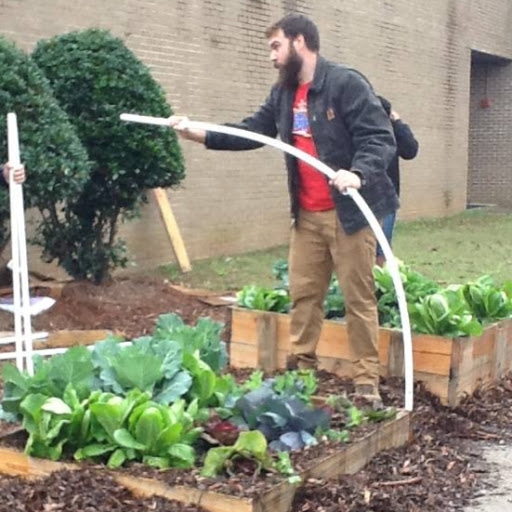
[0, 468, 206, 512]
[0, 275, 511, 511]
[0, 276, 232, 340]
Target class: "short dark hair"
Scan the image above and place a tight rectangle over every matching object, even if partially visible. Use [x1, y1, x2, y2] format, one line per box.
[266, 13, 320, 52]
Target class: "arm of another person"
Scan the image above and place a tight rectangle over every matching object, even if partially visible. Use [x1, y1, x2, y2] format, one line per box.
[391, 111, 419, 160]
[337, 71, 397, 188]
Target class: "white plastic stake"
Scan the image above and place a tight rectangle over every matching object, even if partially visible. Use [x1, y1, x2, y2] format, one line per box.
[7, 113, 34, 375]
[121, 113, 415, 411]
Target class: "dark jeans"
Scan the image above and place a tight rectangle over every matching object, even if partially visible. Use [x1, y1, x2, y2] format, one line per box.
[376, 211, 396, 257]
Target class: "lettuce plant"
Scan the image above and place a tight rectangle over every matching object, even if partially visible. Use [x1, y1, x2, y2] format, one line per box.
[202, 430, 273, 477]
[409, 289, 482, 337]
[460, 276, 512, 323]
[236, 285, 290, 313]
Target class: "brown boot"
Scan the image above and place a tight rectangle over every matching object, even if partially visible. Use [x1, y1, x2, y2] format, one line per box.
[286, 354, 317, 371]
[354, 384, 383, 410]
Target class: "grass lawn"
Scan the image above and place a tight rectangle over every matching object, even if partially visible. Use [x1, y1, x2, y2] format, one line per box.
[159, 209, 512, 291]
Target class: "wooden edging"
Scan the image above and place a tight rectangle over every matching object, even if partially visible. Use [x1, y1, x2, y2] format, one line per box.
[230, 308, 512, 407]
[34, 330, 115, 350]
[0, 411, 410, 512]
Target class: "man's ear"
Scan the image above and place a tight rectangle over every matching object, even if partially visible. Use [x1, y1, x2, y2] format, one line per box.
[293, 34, 305, 51]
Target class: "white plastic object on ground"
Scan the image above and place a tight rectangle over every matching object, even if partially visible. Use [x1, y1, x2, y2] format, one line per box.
[120, 113, 414, 411]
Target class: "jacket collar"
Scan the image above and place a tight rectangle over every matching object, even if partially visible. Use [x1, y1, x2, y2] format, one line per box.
[309, 55, 328, 92]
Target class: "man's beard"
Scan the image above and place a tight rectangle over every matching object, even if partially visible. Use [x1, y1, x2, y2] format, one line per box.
[277, 45, 303, 89]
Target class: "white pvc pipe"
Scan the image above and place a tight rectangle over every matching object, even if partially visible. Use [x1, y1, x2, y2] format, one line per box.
[7, 114, 22, 371]
[121, 113, 414, 411]
[7, 113, 35, 374]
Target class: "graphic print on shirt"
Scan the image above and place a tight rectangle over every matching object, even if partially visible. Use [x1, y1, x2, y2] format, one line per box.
[292, 98, 311, 138]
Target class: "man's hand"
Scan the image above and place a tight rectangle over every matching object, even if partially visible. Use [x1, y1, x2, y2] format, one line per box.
[168, 115, 206, 144]
[3, 162, 26, 184]
[329, 169, 361, 194]
[390, 110, 400, 121]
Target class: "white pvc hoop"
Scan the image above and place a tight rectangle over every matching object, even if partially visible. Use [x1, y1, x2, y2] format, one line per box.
[120, 113, 414, 411]
[7, 113, 34, 375]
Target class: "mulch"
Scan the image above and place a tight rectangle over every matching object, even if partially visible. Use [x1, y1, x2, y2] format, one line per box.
[0, 468, 206, 512]
[0, 275, 511, 511]
[0, 276, 232, 340]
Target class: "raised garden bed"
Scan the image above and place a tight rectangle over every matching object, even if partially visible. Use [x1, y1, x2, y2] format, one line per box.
[230, 308, 512, 406]
[0, 410, 409, 512]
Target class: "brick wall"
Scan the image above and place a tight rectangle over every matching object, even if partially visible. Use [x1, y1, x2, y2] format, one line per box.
[0, 0, 510, 274]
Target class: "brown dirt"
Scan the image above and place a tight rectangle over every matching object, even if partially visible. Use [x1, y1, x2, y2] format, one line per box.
[0, 468, 206, 512]
[0, 276, 232, 340]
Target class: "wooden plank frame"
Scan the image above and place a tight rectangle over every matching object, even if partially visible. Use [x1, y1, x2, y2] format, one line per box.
[230, 308, 512, 407]
[0, 412, 410, 512]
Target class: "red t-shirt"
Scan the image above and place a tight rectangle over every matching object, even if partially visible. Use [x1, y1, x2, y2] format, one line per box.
[292, 82, 335, 211]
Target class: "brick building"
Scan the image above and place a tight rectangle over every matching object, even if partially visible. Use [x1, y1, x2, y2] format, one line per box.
[0, 0, 510, 274]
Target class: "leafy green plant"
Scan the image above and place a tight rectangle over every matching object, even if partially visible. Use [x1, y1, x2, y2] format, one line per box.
[1, 313, 226, 417]
[270, 260, 345, 318]
[242, 370, 264, 392]
[202, 430, 302, 483]
[273, 451, 302, 484]
[272, 369, 317, 403]
[19, 383, 204, 469]
[459, 276, 512, 323]
[318, 428, 350, 443]
[272, 259, 290, 290]
[232, 385, 331, 452]
[32, 29, 185, 283]
[237, 285, 290, 313]
[89, 396, 202, 469]
[409, 289, 483, 337]
[92, 337, 193, 404]
[154, 313, 227, 374]
[20, 386, 84, 460]
[324, 275, 345, 319]
[373, 261, 440, 328]
[202, 430, 271, 477]
[0, 36, 90, 254]
[2, 346, 95, 414]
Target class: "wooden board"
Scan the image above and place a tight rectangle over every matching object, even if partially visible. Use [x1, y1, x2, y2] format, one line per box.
[231, 308, 391, 370]
[34, 330, 114, 350]
[0, 412, 410, 512]
[230, 307, 512, 407]
[153, 188, 191, 273]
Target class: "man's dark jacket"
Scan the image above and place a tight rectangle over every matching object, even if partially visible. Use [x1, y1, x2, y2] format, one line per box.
[205, 56, 399, 234]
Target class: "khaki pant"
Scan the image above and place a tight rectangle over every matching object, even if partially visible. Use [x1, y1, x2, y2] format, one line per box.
[289, 209, 379, 387]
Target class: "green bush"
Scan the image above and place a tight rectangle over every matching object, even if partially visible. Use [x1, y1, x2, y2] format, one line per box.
[0, 37, 90, 256]
[32, 29, 185, 283]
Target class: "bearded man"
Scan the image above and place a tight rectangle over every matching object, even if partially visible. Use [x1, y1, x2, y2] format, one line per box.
[169, 13, 398, 406]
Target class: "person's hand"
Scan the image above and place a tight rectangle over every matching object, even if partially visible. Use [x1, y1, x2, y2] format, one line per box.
[168, 115, 206, 143]
[390, 110, 400, 121]
[3, 162, 26, 184]
[329, 169, 361, 194]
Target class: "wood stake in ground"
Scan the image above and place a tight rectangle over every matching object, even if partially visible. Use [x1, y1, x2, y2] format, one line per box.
[153, 188, 191, 272]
